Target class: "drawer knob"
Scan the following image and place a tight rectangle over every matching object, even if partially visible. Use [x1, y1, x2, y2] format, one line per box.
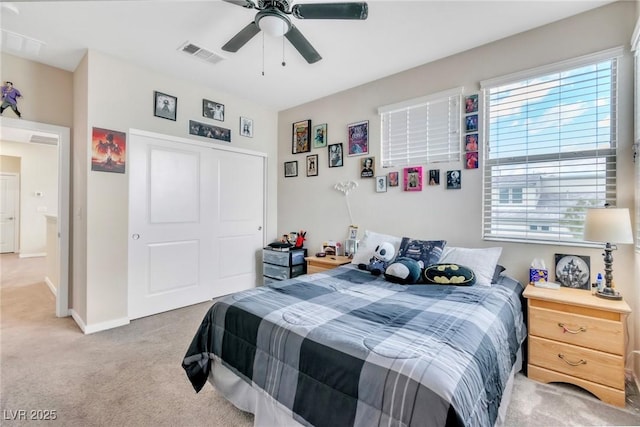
[558, 323, 586, 334]
[558, 353, 587, 366]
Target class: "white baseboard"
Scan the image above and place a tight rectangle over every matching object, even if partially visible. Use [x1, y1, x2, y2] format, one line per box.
[69, 309, 129, 334]
[19, 252, 46, 258]
[44, 276, 57, 296]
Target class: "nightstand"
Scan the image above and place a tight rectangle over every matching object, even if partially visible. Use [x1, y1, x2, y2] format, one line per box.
[262, 247, 307, 284]
[523, 284, 631, 407]
[305, 255, 351, 274]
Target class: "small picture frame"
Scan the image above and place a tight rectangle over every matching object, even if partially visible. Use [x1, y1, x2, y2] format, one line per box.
[313, 123, 328, 148]
[306, 154, 318, 177]
[554, 254, 591, 290]
[446, 170, 461, 189]
[239, 116, 253, 137]
[465, 114, 478, 132]
[428, 169, 440, 185]
[465, 94, 478, 114]
[348, 225, 358, 240]
[465, 134, 478, 152]
[465, 152, 478, 169]
[403, 166, 423, 191]
[360, 156, 375, 178]
[153, 91, 177, 121]
[189, 120, 231, 142]
[375, 176, 387, 193]
[328, 143, 343, 168]
[348, 120, 369, 156]
[284, 161, 298, 178]
[203, 99, 225, 121]
[292, 119, 311, 154]
[388, 171, 399, 187]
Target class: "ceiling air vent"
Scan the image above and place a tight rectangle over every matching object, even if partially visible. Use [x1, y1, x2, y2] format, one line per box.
[178, 41, 225, 65]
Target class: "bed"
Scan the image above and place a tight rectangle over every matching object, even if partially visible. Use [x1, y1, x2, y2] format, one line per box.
[182, 260, 527, 427]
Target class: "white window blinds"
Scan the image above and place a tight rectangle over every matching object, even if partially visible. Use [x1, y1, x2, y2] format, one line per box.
[633, 20, 640, 251]
[480, 48, 621, 244]
[379, 88, 462, 167]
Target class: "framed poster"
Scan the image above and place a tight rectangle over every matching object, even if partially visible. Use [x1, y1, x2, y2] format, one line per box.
[388, 171, 399, 187]
[284, 161, 298, 177]
[428, 169, 440, 185]
[292, 119, 311, 154]
[403, 166, 422, 191]
[555, 254, 590, 290]
[313, 123, 327, 148]
[306, 154, 318, 177]
[91, 127, 126, 173]
[446, 170, 461, 189]
[348, 120, 369, 156]
[153, 91, 177, 121]
[328, 143, 343, 167]
[203, 99, 224, 121]
[465, 94, 478, 114]
[360, 156, 374, 178]
[375, 176, 387, 193]
[188, 120, 231, 142]
[239, 116, 253, 137]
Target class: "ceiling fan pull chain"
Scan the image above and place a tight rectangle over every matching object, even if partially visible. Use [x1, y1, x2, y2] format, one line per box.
[261, 32, 265, 76]
[282, 35, 286, 67]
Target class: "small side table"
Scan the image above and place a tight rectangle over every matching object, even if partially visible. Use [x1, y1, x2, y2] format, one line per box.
[305, 255, 351, 274]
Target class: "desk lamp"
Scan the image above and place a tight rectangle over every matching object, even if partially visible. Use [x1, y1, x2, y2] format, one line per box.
[583, 207, 633, 300]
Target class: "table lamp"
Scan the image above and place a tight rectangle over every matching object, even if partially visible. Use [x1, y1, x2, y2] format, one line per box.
[583, 207, 633, 300]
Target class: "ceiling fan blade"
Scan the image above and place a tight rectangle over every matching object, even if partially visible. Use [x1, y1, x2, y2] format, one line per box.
[291, 2, 368, 20]
[285, 25, 322, 64]
[221, 21, 261, 52]
[222, 0, 256, 8]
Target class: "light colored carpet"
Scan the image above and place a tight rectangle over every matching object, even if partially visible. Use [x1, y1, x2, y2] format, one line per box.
[1, 254, 638, 426]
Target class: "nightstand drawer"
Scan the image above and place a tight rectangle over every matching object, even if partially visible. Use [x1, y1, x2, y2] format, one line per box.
[263, 263, 305, 280]
[529, 336, 624, 389]
[529, 306, 624, 355]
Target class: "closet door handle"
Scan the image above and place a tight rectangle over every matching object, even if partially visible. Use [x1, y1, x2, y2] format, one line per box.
[132, 234, 140, 240]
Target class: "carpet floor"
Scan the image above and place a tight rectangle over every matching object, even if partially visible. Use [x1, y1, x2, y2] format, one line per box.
[1, 254, 638, 426]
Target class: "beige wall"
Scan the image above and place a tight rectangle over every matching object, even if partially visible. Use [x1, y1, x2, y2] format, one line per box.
[279, 1, 639, 371]
[0, 141, 58, 255]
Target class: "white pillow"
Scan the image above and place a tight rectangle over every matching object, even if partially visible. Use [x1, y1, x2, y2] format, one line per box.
[439, 246, 503, 286]
[351, 230, 403, 265]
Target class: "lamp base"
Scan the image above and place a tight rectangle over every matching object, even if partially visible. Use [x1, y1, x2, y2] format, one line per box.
[596, 287, 623, 300]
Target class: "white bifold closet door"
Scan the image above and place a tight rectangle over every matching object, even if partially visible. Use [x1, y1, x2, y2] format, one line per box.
[128, 130, 265, 320]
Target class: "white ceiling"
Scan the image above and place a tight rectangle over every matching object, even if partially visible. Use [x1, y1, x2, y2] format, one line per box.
[0, 0, 616, 113]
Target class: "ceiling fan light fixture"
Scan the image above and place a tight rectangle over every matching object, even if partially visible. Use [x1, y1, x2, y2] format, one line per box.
[256, 11, 290, 37]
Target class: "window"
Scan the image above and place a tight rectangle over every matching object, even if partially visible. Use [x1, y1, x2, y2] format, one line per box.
[379, 87, 462, 167]
[481, 47, 621, 244]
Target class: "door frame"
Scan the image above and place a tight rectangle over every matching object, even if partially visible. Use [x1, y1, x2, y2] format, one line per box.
[0, 117, 70, 318]
[0, 172, 20, 253]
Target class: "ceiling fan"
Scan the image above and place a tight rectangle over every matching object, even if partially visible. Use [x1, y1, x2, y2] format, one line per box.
[221, 1, 368, 64]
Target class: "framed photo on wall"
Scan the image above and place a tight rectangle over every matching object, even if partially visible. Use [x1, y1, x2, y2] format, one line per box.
[403, 166, 422, 191]
[284, 161, 298, 177]
[348, 120, 368, 156]
[375, 176, 387, 193]
[313, 123, 327, 148]
[328, 143, 343, 167]
[240, 116, 253, 137]
[360, 156, 374, 178]
[91, 127, 126, 173]
[446, 170, 461, 189]
[306, 154, 318, 177]
[388, 171, 399, 187]
[153, 91, 177, 121]
[203, 99, 225, 121]
[292, 119, 311, 154]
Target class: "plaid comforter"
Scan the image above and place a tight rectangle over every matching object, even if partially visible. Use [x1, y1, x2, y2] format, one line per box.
[183, 264, 526, 427]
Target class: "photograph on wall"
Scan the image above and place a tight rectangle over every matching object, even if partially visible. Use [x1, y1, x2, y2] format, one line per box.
[428, 169, 440, 185]
[465, 94, 478, 114]
[189, 120, 231, 142]
[203, 99, 225, 121]
[348, 120, 369, 156]
[554, 254, 590, 290]
[306, 154, 318, 177]
[465, 114, 478, 132]
[388, 171, 399, 187]
[465, 152, 478, 169]
[403, 166, 423, 191]
[284, 161, 298, 177]
[446, 170, 461, 189]
[375, 176, 387, 193]
[313, 123, 328, 148]
[240, 116, 253, 137]
[465, 134, 478, 152]
[360, 156, 375, 178]
[153, 91, 177, 121]
[328, 143, 343, 167]
[91, 127, 126, 174]
[292, 119, 311, 154]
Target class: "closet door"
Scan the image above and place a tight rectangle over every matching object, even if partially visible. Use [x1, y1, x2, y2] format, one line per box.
[128, 130, 265, 319]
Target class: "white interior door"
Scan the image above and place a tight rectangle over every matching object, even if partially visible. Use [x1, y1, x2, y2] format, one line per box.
[0, 173, 19, 253]
[128, 130, 265, 319]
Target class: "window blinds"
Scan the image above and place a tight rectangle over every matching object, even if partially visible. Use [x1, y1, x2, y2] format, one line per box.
[480, 49, 620, 244]
[379, 88, 462, 167]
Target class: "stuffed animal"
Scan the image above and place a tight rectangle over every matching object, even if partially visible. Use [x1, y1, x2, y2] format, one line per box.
[358, 242, 396, 276]
[385, 257, 424, 284]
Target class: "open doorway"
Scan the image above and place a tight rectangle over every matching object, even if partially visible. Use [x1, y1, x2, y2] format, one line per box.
[0, 117, 70, 317]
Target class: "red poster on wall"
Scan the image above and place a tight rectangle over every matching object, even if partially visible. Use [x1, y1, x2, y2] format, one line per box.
[91, 127, 126, 174]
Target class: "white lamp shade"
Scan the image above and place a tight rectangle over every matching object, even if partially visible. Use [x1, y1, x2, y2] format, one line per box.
[257, 14, 289, 37]
[583, 207, 633, 244]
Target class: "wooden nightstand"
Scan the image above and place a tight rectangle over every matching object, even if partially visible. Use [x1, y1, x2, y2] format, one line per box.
[523, 285, 631, 407]
[305, 255, 351, 274]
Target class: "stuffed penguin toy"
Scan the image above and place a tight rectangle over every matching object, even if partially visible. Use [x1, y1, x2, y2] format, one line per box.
[358, 242, 396, 276]
[385, 257, 424, 284]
